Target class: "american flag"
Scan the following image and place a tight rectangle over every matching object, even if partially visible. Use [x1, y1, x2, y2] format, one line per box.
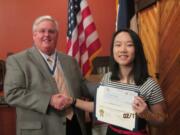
[67, 0, 101, 76]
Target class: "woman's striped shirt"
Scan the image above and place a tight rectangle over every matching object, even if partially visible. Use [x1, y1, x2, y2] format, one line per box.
[100, 72, 164, 105]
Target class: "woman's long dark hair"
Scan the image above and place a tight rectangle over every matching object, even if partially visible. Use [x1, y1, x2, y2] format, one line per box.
[110, 29, 149, 85]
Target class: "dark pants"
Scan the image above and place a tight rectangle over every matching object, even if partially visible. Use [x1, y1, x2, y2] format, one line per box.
[66, 114, 82, 135]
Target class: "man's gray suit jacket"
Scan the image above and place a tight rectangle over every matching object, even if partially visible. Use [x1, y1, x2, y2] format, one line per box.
[4, 47, 93, 135]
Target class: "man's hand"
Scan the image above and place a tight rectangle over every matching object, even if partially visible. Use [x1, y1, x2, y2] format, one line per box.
[50, 94, 72, 110]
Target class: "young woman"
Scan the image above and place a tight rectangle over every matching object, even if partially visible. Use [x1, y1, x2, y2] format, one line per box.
[71, 29, 167, 135]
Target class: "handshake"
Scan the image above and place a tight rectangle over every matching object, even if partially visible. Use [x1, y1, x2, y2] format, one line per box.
[50, 93, 76, 110]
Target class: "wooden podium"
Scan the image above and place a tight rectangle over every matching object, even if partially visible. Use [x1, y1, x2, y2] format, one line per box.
[0, 91, 16, 135]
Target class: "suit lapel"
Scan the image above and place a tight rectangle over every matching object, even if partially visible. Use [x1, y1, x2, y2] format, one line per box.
[57, 54, 74, 96]
[27, 47, 58, 91]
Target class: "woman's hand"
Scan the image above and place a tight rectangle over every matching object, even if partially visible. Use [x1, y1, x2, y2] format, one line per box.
[132, 96, 168, 126]
[132, 96, 148, 115]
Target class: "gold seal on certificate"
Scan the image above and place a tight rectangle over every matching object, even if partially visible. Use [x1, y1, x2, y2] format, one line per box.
[95, 85, 138, 131]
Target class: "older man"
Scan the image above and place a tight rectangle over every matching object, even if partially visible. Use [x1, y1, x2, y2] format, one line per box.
[4, 15, 92, 135]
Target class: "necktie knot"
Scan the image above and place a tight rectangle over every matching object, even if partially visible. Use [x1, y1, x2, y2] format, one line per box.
[47, 56, 56, 74]
[47, 57, 53, 65]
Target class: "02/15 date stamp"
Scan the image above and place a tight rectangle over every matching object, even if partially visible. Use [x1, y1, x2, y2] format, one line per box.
[123, 113, 136, 119]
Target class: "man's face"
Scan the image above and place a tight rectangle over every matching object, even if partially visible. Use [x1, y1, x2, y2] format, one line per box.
[33, 20, 58, 55]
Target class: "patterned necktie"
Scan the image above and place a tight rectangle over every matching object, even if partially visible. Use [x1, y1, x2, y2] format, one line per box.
[47, 56, 56, 74]
[53, 63, 68, 95]
[52, 59, 74, 120]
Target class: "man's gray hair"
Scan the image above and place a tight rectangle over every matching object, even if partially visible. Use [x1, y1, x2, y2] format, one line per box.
[32, 15, 59, 32]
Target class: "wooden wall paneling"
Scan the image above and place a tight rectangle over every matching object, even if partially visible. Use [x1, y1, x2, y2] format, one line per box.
[159, 0, 180, 82]
[158, 0, 180, 135]
[138, 3, 159, 80]
[158, 52, 180, 135]
[138, 0, 180, 135]
[138, 3, 160, 134]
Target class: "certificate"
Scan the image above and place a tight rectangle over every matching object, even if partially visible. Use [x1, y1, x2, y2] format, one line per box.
[95, 85, 138, 131]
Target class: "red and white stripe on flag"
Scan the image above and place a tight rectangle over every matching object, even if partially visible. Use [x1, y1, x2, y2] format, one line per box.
[67, 0, 101, 76]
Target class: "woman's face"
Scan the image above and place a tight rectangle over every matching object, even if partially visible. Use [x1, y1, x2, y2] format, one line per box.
[113, 32, 135, 67]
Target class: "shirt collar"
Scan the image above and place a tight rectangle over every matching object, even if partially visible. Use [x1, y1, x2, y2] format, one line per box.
[38, 50, 56, 62]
